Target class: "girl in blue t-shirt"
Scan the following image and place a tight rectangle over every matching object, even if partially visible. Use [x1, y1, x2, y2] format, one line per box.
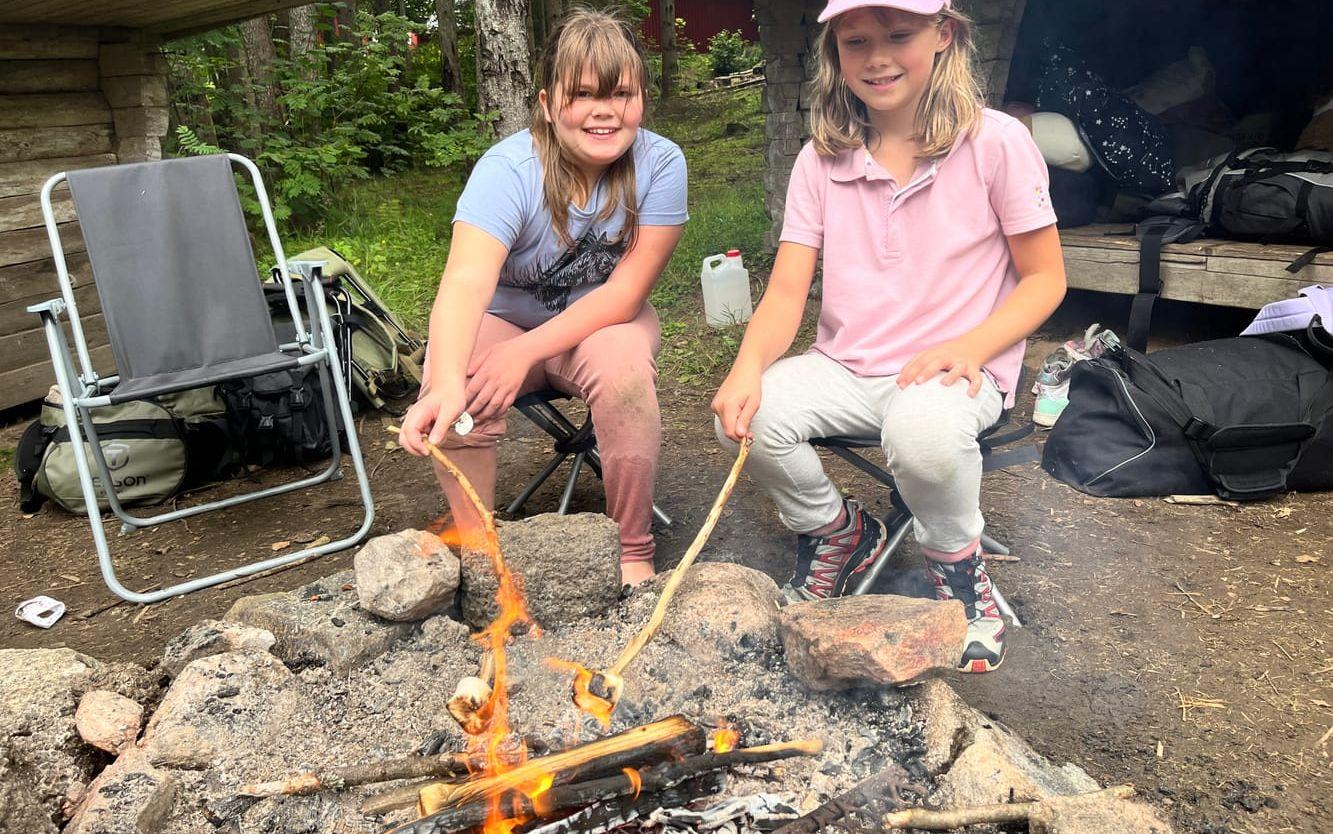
[399, 8, 688, 586]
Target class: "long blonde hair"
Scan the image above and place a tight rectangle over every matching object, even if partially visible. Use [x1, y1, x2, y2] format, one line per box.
[809, 6, 983, 158]
[530, 8, 649, 248]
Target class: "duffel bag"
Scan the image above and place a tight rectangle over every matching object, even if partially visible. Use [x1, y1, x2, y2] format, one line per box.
[15, 384, 234, 514]
[1041, 336, 1333, 501]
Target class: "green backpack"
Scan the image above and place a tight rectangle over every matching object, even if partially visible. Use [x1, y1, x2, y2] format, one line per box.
[16, 384, 234, 515]
[286, 246, 426, 414]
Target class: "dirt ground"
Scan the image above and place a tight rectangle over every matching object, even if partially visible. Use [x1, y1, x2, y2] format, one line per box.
[1, 290, 1329, 834]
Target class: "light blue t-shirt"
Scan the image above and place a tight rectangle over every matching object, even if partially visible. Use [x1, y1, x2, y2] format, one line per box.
[453, 128, 688, 329]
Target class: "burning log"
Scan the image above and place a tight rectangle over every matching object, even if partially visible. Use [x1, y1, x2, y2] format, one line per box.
[567, 438, 753, 722]
[520, 773, 727, 834]
[418, 715, 708, 813]
[390, 738, 824, 834]
[362, 715, 705, 815]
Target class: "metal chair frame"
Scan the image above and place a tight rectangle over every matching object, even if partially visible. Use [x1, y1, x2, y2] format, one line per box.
[29, 154, 374, 604]
[506, 389, 672, 528]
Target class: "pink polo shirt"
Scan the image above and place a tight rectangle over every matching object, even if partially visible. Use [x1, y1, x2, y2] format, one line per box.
[780, 109, 1057, 408]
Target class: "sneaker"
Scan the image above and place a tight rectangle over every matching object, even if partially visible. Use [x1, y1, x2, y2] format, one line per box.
[1030, 324, 1121, 395]
[926, 551, 1006, 673]
[782, 499, 890, 602]
[1032, 367, 1071, 428]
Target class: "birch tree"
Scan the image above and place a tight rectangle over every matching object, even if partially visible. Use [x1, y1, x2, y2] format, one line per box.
[474, 0, 534, 137]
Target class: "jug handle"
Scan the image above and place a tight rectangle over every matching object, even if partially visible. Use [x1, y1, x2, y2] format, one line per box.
[703, 254, 726, 271]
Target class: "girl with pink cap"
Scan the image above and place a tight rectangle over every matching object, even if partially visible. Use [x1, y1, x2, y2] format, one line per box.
[713, 0, 1067, 672]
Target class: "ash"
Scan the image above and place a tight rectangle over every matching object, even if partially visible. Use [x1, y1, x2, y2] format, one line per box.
[159, 579, 925, 834]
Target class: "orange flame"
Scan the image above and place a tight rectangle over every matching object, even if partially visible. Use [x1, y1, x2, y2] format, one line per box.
[712, 727, 740, 754]
[622, 767, 642, 799]
[435, 510, 544, 834]
[544, 657, 614, 730]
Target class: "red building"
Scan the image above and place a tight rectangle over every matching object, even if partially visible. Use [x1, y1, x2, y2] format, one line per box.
[640, 0, 758, 50]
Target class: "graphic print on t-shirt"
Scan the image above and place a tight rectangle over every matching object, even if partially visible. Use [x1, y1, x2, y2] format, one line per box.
[506, 228, 627, 313]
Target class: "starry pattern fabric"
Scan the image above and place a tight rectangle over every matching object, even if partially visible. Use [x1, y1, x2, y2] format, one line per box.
[1036, 41, 1176, 198]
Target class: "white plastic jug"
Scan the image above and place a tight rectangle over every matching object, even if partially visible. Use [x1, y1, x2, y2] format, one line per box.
[701, 249, 753, 327]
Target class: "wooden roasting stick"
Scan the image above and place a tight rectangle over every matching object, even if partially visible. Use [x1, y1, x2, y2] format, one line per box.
[391, 738, 823, 834]
[577, 438, 753, 714]
[236, 751, 482, 800]
[386, 425, 509, 737]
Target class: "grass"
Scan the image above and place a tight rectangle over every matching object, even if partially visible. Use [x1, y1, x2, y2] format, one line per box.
[265, 85, 770, 387]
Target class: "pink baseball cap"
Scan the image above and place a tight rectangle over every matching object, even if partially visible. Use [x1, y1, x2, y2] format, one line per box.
[817, 0, 950, 23]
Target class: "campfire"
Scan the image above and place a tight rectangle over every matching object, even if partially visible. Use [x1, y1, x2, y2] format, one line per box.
[369, 435, 829, 834]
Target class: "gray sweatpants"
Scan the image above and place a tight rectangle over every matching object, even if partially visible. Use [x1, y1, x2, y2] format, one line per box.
[717, 352, 1004, 557]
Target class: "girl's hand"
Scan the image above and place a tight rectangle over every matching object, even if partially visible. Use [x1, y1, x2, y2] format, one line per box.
[711, 367, 763, 442]
[399, 385, 466, 456]
[899, 338, 988, 397]
[465, 339, 535, 422]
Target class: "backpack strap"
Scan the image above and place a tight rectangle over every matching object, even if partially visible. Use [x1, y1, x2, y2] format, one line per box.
[1129, 218, 1207, 352]
[1287, 245, 1332, 274]
[16, 421, 55, 513]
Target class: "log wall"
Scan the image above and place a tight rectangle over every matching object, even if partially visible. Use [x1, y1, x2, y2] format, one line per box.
[0, 25, 168, 411]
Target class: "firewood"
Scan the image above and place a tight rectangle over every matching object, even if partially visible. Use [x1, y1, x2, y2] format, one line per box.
[235, 751, 479, 799]
[418, 716, 708, 813]
[570, 438, 752, 719]
[362, 715, 704, 815]
[881, 785, 1137, 829]
[391, 738, 823, 834]
[771, 762, 924, 834]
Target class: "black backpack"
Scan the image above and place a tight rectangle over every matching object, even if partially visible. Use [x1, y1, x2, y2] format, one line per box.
[1042, 334, 1333, 501]
[1128, 150, 1333, 351]
[218, 366, 341, 467]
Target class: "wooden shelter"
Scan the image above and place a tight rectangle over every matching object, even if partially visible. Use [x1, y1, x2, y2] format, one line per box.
[0, 2, 309, 411]
[753, 0, 1333, 313]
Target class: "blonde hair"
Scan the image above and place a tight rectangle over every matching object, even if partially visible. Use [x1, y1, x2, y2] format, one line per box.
[809, 6, 983, 158]
[530, 7, 649, 248]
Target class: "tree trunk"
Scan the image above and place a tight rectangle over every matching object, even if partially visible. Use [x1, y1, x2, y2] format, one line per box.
[335, 0, 358, 41]
[435, 0, 462, 94]
[286, 4, 319, 82]
[238, 15, 282, 130]
[223, 34, 259, 145]
[544, 0, 564, 43]
[657, 0, 676, 100]
[474, 0, 534, 138]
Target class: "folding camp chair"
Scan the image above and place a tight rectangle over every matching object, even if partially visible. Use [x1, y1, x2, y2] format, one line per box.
[810, 410, 1036, 625]
[30, 153, 374, 604]
[506, 389, 672, 527]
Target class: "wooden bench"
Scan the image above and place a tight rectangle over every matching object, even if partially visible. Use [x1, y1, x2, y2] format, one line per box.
[1060, 224, 1333, 310]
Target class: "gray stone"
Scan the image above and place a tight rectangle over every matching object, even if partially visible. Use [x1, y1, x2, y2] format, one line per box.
[64, 751, 176, 834]
[0, 742, 58, 834]
[355, 529, 460, 621]
[779, 595, 968, 689]
[140, 652, 300, 772]
[160, 619, 276, 678]
[908, 678, 986, 775]
[659, 563, 783, 661]
[941, 725, 1100, 806]
[459, 513, 621, 628]
[1030, 791, 1175, 834]
[0, 648, 106, 819]
[75, 691, 143, 755]
[414, 614, 474, 652]
[224, 571, 412, 673]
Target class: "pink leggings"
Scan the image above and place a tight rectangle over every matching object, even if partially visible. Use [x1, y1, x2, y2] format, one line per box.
[424, 304, 662, 564]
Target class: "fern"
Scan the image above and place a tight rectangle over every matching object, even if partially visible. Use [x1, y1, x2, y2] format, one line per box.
[174, 125, 225, 156]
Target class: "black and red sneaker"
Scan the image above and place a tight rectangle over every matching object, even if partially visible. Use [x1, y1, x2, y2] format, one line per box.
[782, 499, 889, 602]
[926, 550, 1006, 673]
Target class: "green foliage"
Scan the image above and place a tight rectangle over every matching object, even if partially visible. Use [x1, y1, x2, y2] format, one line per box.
[166, 7, 490, 225]
[706, 30, 762, 77]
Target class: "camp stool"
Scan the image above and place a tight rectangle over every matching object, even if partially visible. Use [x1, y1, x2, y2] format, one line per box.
[810, 407, 1036, 626]
[506, 388, 672, 528]
[31, 153, 374, 604]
